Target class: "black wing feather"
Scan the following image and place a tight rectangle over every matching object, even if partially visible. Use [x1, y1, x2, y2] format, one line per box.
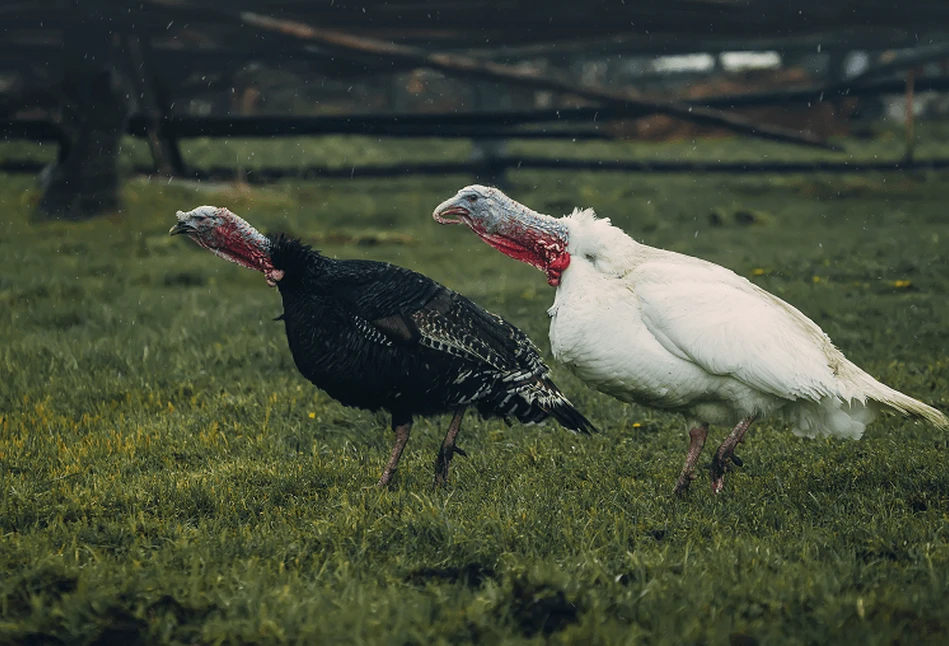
[328, 260, 530, 368]
[326, 259, 442, 323]
[326, 260, 596, 433]
[269, 238, 596, 434]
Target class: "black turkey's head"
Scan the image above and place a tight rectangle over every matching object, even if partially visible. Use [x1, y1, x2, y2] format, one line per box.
[433, 185, 570, 286]
[169, 205, 285, 286]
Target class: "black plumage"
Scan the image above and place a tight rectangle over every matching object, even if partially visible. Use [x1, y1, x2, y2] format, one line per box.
[266, 233, 596, 486]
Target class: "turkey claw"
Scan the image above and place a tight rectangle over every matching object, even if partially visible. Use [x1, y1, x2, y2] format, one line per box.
[673, 471, 697, 495]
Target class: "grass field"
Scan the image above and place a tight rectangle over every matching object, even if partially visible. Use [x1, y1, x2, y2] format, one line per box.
[2, 127, 949, 644]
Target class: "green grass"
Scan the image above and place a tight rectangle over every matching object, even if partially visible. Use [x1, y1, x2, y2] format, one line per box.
[2, 119, 949, 172]
[2, 128, 949, 644]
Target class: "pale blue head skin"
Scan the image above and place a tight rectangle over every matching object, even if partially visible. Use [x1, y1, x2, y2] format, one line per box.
[169, 205, 268, 246]
[170, 205, 228, 235]
[170, 205, 284, 286]
[432, 185, 571, 286]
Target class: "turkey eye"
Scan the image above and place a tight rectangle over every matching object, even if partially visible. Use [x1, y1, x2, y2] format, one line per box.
[466, 195, 479, 204]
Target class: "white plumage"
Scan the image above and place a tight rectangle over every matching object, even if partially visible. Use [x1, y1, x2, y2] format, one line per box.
[433, 186, 949, 493]
[553, 208, 944, 435]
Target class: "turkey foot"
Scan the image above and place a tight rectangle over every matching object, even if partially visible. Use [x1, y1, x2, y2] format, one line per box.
[434, 409, 466, 487]
[377, 420, 412, 487]
[710, 415, 756, 494]
[673, 424, 708, 495]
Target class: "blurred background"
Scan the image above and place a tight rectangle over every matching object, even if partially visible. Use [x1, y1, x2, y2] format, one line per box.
[2, 0, 949, 217]
[4, 5, 949, 643]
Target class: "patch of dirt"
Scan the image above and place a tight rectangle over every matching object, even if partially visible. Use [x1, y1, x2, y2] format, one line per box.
[91, 606, 147, 646]
[162, 271, 208, 287]
[6, 567, 78, 617]
[505, 581, 580, 638]
[10, 633, 67, 646]
[730, 633, 760, 646]
[869, 606, 947, 637]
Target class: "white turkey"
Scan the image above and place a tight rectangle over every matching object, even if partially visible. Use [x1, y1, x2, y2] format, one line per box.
[433, 185, 948, 494]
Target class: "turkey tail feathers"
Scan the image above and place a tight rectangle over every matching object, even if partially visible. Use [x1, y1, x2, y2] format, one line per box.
[475, 377, 597, 434]
[547, 400, 598, 435]
[872, 384, 949, 431]
[514, 378, 597, 434]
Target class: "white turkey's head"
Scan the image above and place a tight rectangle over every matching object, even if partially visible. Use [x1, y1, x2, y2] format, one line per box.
[170, 205, 285, 286]
[432, 185, 571, 286]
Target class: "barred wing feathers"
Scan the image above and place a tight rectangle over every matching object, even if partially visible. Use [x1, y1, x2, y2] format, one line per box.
[329, 260, 595, 433]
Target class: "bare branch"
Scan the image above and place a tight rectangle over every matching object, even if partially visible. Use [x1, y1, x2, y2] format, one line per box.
[238, 11, 839, 151]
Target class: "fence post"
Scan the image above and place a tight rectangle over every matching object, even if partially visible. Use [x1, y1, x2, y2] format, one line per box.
[470, 81, 508, 188]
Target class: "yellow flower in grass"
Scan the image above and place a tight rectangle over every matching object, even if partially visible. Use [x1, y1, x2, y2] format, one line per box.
[308, 412, 316, 419]
[891, 280, 912, 289]
[751, 268, 766, 276]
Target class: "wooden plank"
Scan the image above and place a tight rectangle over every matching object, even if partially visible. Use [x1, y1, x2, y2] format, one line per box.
[7, 156, 949, 182]
[5, 72, 949, 143]
[122, 35, 186, 176]
[236, 11, 838, 151]
[141, 0, 949, 44]
[4, 1, 949, 49]
[0, 117, 616, 140]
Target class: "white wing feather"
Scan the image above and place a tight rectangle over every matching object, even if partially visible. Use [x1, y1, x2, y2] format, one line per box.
[632, 260, 842, 403]
[557, 209, 948, 436]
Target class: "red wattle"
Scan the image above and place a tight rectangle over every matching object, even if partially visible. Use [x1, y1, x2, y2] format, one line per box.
[211, 218, 275, 274]
[548, 253, 570, 272]
[476, 226, 569, 288]
[546, 252, 569, 286]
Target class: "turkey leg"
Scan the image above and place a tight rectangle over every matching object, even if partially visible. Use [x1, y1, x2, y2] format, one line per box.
[673, 423, 709, 495]
[434, 409, 467, 487]
[377, 419, 412, 487]
[710, 415, 757, 494]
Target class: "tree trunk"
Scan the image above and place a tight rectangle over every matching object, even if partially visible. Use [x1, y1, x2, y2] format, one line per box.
[123, 35, 185, 177]
[35, 17, 128, 221]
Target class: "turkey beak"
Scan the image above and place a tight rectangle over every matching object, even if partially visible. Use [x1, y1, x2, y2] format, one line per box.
[169, 221, 193, 236]
[433, 202, 469, 225]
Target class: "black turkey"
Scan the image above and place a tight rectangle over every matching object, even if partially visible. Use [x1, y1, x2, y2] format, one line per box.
[170, 205, 596, 487]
